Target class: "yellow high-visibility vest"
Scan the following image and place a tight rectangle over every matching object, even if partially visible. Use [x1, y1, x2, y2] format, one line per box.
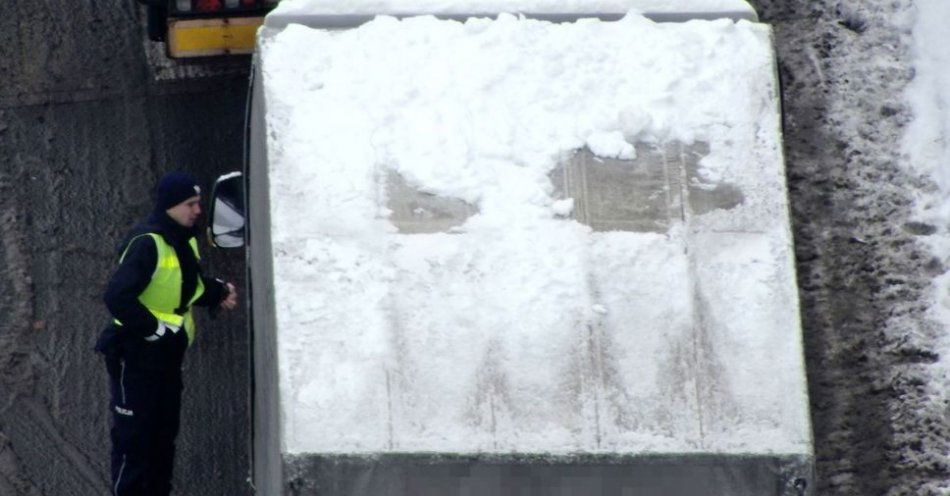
[114, 233, 205, 345]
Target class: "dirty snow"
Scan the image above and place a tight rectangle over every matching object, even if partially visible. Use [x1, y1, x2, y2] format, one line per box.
[261, 12, 809, 455]
[904, 0, 950, 387]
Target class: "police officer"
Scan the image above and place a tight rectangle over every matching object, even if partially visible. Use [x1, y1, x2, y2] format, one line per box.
[96, 172, 238, 496]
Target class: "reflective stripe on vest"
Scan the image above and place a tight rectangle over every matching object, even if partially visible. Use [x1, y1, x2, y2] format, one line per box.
[113, 233, 205, 345]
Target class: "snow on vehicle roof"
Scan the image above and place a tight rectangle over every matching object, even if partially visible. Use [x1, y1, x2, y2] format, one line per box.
[270, 0, 757, 19]
[260, 12, 810, 456]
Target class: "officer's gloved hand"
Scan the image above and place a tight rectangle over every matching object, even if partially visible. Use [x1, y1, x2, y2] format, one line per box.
[144, 322, 182, 342]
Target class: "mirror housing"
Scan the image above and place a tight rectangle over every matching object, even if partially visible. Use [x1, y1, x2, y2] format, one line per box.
[208, 171, 246, 248]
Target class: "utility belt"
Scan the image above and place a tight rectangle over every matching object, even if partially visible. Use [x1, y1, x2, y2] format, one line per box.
[114, 307, 187, 328]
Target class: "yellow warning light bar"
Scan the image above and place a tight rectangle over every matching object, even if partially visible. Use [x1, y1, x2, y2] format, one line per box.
[167, 17, 263, 58]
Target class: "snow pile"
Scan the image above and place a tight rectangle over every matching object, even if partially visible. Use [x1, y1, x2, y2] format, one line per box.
[904, 0, 950, 220]
[272, 0, 755, 16]
[904, 0, 950, 419]
[261, 12, 809, 455]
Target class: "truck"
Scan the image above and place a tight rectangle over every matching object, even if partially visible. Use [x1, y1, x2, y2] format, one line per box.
[208, 1, 815, 494]
[137, 0, 279, 58]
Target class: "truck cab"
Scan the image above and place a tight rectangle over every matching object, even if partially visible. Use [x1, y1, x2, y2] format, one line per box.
[138, 0, 279, 58]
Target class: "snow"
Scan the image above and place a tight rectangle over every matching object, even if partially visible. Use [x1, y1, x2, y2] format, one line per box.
[260, 11, 810, 455]
[272, 0, 755, 17]
[904, 0, 950, 415]
[551, 198, 574, 217]
[585, 130, 637, 159]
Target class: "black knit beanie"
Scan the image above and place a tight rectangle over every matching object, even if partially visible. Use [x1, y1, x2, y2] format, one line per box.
[155, 172, 201, 210]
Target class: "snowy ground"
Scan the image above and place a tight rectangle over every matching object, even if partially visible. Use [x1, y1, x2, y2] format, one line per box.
[754, 0, 949, 494]
[905, 0, 950, 374]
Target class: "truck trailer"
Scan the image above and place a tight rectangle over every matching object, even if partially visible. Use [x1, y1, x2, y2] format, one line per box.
[209, 1, 814, 494]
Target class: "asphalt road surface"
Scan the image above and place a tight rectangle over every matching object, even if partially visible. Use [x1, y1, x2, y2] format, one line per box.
[1, 1, 250, 494]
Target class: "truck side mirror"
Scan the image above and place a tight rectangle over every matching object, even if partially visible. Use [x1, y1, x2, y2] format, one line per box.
[209, 171, 246, 248]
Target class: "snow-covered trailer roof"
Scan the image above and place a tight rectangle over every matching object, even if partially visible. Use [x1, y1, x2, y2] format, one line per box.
[266, 0, 758, 27]
[247, 2, 813, 494]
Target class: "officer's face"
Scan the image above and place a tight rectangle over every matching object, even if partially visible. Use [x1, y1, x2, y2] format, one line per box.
[166, 195, 202, 228]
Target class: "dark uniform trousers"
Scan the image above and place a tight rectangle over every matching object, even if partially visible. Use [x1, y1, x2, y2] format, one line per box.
[106, 356, 183, 496]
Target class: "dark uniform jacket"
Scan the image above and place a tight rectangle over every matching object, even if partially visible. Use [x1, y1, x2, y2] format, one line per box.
[96, 211, 227, 371]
